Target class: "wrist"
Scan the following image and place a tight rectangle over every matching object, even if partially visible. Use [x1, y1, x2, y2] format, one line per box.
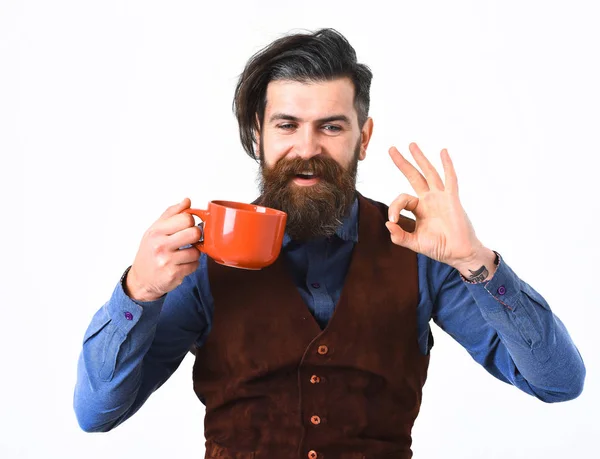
[454, 247, 498, 283]
[123, 266, 163, 302]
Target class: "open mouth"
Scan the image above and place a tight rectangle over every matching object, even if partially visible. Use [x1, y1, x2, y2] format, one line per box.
[294, 170, 319, 179]
[292, 171, 321, 186]
[295, 173, 317, 179]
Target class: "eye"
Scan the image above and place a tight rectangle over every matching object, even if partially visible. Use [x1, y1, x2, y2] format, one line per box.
[277, 123, 297, 131]
[323, 125, 342, 133]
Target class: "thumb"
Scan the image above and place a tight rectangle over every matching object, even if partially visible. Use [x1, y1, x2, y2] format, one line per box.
[385, 221, 418, 252]
[160, 197, 191, 220]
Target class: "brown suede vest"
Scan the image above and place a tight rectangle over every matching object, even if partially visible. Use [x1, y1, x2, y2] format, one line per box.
[192, 194, 430, 459]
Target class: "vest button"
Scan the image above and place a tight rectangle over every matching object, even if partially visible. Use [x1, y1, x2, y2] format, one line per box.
[310, 415, 321, 425]
[308, 450, 318, 459]
[317, 345, 328, 355]
[310, 375, 321, 384]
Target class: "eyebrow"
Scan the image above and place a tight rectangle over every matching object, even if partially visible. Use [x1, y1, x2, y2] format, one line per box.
[268, 112, 352, 126]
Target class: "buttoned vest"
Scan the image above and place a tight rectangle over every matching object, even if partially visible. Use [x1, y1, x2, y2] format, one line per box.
[192, 194, 430, 459]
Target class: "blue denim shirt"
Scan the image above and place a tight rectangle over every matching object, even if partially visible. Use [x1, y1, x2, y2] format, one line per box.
[74, 198, 586, 432]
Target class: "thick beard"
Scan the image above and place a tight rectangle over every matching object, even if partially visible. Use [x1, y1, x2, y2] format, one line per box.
[257, 141, 360, 241]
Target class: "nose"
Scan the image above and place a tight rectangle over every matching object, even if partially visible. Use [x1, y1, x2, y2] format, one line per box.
[295, 127, 322, 160]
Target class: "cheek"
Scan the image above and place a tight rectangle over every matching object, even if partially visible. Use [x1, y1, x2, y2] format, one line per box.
[262, 136, 293, 167]
[331, 139, 360, 166]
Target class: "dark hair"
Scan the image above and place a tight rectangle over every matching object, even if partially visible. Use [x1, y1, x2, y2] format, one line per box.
[233, 28, 373, 160]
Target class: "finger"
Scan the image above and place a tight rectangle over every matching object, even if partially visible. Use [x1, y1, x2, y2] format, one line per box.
[408, 142, 445, 191]
[172, 247, 201, 265]
[167, 225, 203, 250]
[389, 146, 429, 195]
[154, 212, 196, 236]
[441, 148, 459, 195]
[385, 220, 418, 252]
[388, 193, 419, 223]
[159, 198, 191, 220]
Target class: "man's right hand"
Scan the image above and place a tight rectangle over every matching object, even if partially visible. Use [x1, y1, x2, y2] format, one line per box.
[125, 198, 202, 302]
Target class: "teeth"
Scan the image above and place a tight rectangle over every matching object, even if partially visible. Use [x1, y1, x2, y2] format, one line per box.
[299, 171, 314, 176]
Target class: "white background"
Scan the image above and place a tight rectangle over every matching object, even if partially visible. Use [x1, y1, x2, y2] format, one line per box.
[1, 0, 598, 458]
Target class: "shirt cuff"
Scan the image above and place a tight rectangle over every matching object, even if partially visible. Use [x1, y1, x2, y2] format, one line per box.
[461, 252, 520, 312]
[106, 266, 166, 335]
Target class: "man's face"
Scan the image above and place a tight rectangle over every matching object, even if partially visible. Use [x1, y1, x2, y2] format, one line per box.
[257, 77, 373, 240]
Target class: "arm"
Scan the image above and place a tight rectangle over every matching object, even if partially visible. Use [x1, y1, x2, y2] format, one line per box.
[431, 252, 585, 402]
[74, 198, 209, 431]
[385, 143, 585, 401]
[73, 257, 211, 432]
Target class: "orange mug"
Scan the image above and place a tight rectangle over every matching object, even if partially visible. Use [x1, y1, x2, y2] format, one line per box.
[184, 200, 287, 270]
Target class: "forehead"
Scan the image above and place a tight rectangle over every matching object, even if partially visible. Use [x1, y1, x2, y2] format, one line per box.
[264, 77, 357, 122]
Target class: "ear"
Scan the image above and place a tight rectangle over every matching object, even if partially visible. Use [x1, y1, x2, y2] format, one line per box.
[358, 117, 374, 161]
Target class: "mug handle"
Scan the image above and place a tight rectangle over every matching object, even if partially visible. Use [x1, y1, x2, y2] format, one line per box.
[184, 208, 210, 252]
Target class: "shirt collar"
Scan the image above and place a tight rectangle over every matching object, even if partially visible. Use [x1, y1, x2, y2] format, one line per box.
[282, 196, 359, 247]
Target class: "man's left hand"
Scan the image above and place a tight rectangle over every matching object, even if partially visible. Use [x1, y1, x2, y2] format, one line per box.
[386, 142, 488, 271]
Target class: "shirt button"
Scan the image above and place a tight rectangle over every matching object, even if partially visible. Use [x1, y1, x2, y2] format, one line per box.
[124, 311, 134, 321]
[497, 285, 506, 295]
[311, 282, 321, 289]
[310, 415, 321, 425]
[317, 345, 329, 355]
[310, 375, 321, 384]
[308, 451, 318, 459]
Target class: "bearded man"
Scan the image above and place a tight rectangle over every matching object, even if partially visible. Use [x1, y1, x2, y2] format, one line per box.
[74, 28, 585, 459]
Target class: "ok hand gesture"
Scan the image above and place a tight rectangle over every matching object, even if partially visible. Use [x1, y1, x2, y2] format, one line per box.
[386, 142, 484, 269]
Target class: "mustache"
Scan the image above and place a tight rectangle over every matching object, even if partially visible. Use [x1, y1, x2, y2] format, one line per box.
[266, 156, 343, 183]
